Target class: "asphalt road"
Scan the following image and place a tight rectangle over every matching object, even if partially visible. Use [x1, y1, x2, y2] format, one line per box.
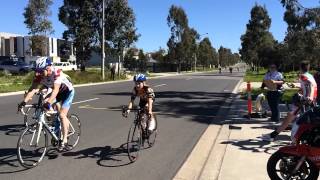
[0, 71, 243, 180]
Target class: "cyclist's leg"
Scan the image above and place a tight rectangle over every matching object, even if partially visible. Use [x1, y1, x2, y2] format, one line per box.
[59, 90, 75, 144]
[144, 104, 156, 131]
[275, 111, 296, 133]
[148, 115, 156, 131]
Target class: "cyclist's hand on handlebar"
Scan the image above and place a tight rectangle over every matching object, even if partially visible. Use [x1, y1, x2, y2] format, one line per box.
[18, 101, 26, 110]
[147, 111, 153, 118]
[122, 110, 130, 118]
[43, 102, 51, 110]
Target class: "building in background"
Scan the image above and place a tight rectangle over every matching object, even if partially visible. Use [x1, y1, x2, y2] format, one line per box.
[0, 32, 76, 67]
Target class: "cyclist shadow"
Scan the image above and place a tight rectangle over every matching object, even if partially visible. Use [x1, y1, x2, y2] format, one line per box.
[0, 124, 25, 136]
[0, 148, 28, 174]
[62, 143, 133, 167]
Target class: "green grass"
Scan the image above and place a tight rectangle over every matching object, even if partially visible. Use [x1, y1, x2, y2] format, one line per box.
[244, 69, 299, 82]
[0, 70, 127, 93]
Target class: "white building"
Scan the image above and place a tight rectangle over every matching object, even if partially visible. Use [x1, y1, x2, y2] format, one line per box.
[0, 32, 75, 65]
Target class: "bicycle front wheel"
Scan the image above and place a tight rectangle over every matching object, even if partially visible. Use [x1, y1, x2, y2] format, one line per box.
[127, 122, 142, 162]
[17, 124, 48, 168]
[66, 114, 81, 150]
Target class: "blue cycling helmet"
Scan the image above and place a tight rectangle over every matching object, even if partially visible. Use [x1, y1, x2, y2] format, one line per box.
[133, 73, 147, 82]
[35, 57, 52, 71]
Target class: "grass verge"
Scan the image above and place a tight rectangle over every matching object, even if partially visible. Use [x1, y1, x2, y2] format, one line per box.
[0, 69, 127, 93]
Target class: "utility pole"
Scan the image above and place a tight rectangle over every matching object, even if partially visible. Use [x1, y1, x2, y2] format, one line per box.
[101, 0, 105, 80]
[118, 54, 121, 78]
[194, 53, 197, 72]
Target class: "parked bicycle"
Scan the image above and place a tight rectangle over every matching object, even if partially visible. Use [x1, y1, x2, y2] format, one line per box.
[17, 91, 81, 168]
[122, 106, 158, 162]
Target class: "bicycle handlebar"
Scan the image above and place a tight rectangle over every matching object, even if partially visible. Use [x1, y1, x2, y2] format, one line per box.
[19, 104, 58, 116]
[19, 104, 36, 115]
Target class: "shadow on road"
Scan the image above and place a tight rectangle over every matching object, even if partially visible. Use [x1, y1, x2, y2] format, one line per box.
[0, 148, 28, 174]
[99, 91, 233, 125]
[0, 124, 25, 136]
[62, 143, 133, 167]
[192, 73, 244, 78]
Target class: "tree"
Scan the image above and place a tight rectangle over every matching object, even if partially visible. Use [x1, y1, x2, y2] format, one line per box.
[137, 49, 147, 72]
[280, 0, 320, 70]
[103, 0, 139, 61]
[151, 47, 166, 63]
[218, 46, 235, 67]
[239, 4, 276, 70]
[59, 0, 139, 72]
[197, 37, 217, 69]
[24, 0, 53, 56]
[181, 28, 199, 71]
[124, 48, 137, 70]
[59, 0, 99, 71]
[167, 5, 189, 72]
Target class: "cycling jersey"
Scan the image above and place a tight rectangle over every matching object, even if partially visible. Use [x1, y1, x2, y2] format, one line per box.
[131, 86, 155, 108]
[32, 67, 74, 108]
[299, 72, 317, 101]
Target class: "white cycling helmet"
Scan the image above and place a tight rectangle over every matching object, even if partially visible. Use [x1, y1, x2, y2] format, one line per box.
[35, 57, 52, 71]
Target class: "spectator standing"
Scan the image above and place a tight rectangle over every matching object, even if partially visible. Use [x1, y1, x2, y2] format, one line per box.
[261, 63, 284, 122]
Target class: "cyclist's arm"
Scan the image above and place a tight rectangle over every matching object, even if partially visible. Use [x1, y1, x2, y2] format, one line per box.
[22, 79, 43, 103]
[146, 87, 155, 114]
[46, 83, 60, 104]
[128, 88, 136, 110]
[147, 97, 153, 114]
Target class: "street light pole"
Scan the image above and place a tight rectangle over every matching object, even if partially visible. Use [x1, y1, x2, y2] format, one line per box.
[101, 0, 105, 80]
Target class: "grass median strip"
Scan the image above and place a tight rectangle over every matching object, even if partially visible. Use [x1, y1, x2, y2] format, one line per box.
[0, 69, 127, 93]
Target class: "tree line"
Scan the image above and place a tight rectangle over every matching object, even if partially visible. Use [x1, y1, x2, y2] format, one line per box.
[23, 0, 240, 73]
[240, 0, 320, 72]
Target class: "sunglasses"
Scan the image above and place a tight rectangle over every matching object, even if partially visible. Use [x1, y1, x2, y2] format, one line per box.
[135, 81, 143, 85]
[35, 69, 44, 73]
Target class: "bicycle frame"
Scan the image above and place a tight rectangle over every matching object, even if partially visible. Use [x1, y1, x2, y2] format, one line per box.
[21, 92, 61, 145]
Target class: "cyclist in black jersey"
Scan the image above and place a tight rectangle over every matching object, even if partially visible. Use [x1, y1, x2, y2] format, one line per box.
[124, 74, 156, 131]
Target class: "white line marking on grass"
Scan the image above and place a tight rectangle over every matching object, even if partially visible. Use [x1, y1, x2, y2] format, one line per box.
[154, 84, 167, 88]
[72, 98, 99, 105]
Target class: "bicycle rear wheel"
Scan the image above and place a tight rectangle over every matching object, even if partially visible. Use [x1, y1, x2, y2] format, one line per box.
[127, 122, 142, 162]
[17, 124, 48, 168]
[65, 114, 81, 150]
[147, 115, 158, 148]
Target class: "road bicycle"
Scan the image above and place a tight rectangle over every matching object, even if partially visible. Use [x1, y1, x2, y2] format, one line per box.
[122, 106, 158, 162]
[17, 91, 81, 168]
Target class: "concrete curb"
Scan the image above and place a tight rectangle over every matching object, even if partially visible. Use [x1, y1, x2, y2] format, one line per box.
[0, 71, 215, 97]
[173, 77, 243, 180]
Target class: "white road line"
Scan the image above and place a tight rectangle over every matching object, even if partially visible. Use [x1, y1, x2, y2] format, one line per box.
[72, 98, 99, 105]
[186, 78, 193, 80]
[154, 84, 167, 88]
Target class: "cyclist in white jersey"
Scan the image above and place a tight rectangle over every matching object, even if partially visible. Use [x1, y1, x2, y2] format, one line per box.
[26, 57, 75, 151]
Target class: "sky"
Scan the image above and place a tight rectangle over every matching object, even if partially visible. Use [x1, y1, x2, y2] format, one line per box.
[0, 0, 319, 53]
